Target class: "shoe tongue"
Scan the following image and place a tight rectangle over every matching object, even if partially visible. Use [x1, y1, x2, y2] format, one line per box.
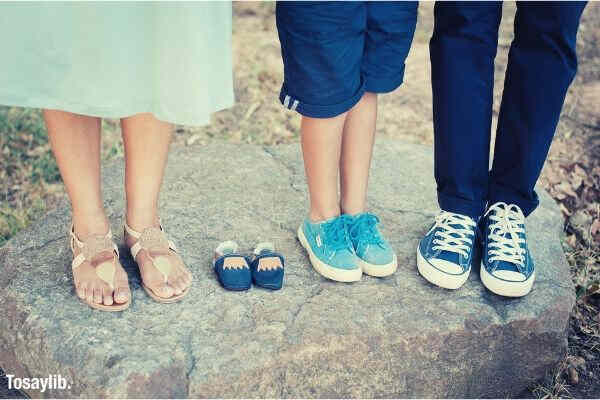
[434, 221, 472, 264]
[448, 222, 468, 232]
[488, 213, 525, 272]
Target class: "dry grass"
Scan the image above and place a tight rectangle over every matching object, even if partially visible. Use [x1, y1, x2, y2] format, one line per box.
[0, 2, 599, 398]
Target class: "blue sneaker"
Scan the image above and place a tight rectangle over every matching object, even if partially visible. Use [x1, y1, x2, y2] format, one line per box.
[347, 213, 397, 277]
[480, 202, 535, 297]
[297, 215, 361, 282]
[417, 211, 478, 289]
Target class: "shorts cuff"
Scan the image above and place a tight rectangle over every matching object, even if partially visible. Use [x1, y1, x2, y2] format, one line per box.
[488, 182, 540, 217]
[364, 68, 406, 94]
[437, 190, 486, 219]
[278, 80, 366, 119]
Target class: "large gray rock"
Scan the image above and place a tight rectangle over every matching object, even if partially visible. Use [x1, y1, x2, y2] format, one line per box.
[0, 140, 573, 398]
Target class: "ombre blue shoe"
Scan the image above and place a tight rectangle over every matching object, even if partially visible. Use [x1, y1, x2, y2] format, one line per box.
[250, 242, 284, 290]
[213, 241, 251, 291]
[297, 215, 361, 282]
[347, 213, 397, 277]
[480, 202, 535, 297]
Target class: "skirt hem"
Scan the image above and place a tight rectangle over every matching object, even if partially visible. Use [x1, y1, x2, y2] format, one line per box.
[0, 92, 234, 127]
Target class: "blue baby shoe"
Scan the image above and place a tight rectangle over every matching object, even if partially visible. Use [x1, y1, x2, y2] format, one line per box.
[213, 241, 251, 291]
[417, 211, 478, 289]
[347, 213, 397, 277]
[480, 202, 535, 297]
[297, 215, 361, 282]
[249, 242, 284, 290]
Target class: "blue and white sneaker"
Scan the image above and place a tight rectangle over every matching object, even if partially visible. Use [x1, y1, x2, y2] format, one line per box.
[297, 215, 362, 282]
[417, 211, 478, 289]
[480, 202, 535, 297]
[347, 213, 397, 277]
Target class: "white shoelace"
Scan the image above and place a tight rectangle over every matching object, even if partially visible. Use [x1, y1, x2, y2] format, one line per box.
[484, 202, 526, 268]
[429, 211, 477, 258]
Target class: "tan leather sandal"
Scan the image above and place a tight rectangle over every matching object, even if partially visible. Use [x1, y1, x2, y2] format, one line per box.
[70, 226, 131, 311]
[124, 221, 190, 303]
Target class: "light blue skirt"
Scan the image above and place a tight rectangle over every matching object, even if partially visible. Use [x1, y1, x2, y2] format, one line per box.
[0, 2, 234, 126]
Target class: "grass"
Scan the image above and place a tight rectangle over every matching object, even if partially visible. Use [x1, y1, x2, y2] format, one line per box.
[0, 109, 125, 246]
[0, 108, 58, 246]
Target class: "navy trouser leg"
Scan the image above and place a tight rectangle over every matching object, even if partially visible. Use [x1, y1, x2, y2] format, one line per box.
[489, 1, 586, 216]
[431, 1, 586, 218]
[430, 2, 502, 218]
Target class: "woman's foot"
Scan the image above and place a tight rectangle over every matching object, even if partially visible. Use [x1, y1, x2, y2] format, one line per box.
[70, 223, 131, 310]
[124, 218, 192, 302]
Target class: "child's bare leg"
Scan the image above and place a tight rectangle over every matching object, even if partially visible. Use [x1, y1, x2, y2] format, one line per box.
[340, 92, 378, 215]
[301, 113, 348, 222]
[121, 113, 192, 298]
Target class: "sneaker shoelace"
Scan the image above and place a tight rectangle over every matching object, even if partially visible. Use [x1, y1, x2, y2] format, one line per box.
[348, 213, 384, 247]
[430, 211, 477, 258]
[484, 202, 526, 269]
[321, 215, 353, 253]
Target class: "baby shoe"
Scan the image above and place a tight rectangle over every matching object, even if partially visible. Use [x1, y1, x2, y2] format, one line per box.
[249, 242, 284, 290]
[213, 241, 251, 291]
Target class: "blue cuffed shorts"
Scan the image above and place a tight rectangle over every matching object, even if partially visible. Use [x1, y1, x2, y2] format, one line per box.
[276, 1, 418, 118]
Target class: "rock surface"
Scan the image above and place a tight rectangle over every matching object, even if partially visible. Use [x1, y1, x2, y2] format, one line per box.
[0, 140, 574, 398]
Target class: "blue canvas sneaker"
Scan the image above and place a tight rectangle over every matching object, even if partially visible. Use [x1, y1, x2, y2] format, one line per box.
[297, 215, 361, 282]
[347, 213, 397, 277]
[417, 211, 478, 289]
[480, 202, 535, 297]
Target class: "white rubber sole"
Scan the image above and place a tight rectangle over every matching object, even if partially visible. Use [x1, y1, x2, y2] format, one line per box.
[416, 246, 470, 290]
[480, 261, 535, 297]
[357, 254, 398, 277]
[297, 226, 362, 283]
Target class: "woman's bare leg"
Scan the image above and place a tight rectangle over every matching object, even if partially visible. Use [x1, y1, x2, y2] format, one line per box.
[121, 113, 192, 298]
[44, 109, 130, 306]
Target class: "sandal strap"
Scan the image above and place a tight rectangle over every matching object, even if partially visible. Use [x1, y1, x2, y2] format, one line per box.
[69, 225, 118, 270]
[124, 220, 177, 260]
[123, 221, 141, 239]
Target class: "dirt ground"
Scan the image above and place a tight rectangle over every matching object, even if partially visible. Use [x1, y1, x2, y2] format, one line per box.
[0, 2, 599, 398]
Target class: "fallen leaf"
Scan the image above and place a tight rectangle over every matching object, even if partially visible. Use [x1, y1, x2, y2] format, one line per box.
[571, 175, 583, 191]
[554, 191, 567, 201]
[588, 283, 600, 295]
[555, 181, 578, 199]
[573, 164, 587, 178]
[591, 219, 600, 236]
[567, 234, 577, 248]
[568, 366, 579, 385]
